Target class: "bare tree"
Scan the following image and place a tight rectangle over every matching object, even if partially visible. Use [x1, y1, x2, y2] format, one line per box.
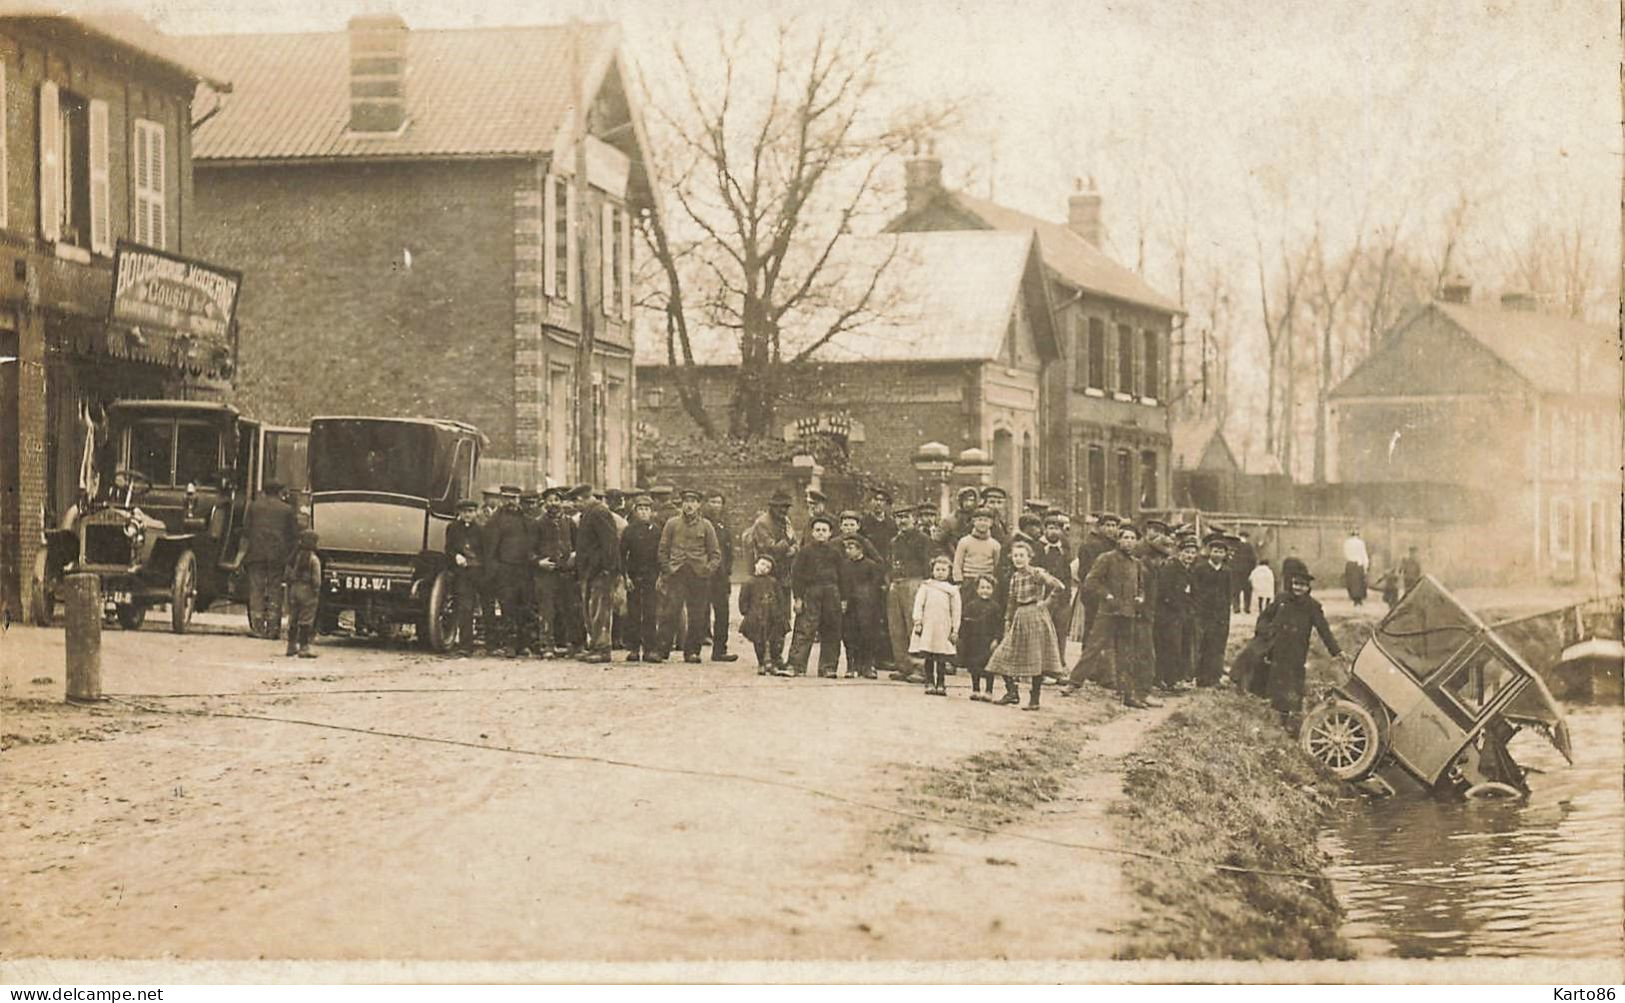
[639, 20, 957, 438]
[1501, 219, 1612, 321]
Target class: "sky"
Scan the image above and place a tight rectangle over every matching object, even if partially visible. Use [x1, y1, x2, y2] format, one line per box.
[60, 0, 1624, 462]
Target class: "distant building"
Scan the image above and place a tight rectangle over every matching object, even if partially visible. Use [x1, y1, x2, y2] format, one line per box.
[1329, 288, 1620, 583]
[635, 230, 1058, 508]
[886, 159, 1183, 520]
[1169, 416, 1241, 511]
[1, 14, 234, 615]
[183, 17, 655, 488]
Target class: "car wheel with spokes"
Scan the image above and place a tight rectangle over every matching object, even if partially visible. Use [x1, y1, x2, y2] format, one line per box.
[170, 550, 197, 634]
[1299, 698, 1382, 780]
[420, 571, 454, 652]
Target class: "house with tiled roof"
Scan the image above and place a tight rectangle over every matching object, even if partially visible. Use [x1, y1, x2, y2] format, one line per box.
[1329, 284, 1622, 582]
[635, 230, 1059, 510]
[886, 157, 1183, 522]
[181, 15, 656, 488]
[2, 13, 236, 617]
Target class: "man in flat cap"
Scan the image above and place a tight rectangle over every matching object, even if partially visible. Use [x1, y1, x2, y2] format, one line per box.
[980, 485, 1011, 544]
[1070, 512, 1122, 685]
[885, 503, 933, 680]
[1152, 533, 1200, 692]
[1191, 532, 1234, 686]
[243, 480, 298, 640]
[658, 488, 722, 664]
[444, 498, 484, 657]
[532, 486, 578, 657]
[786, 512, 843, 677]
[572, 483, 620, 663]
[620, 494, 662, 662]
[1075, 522, 1158, 708]
[940, 486, 983, 550]
[482, 485, 533, 657]
[703, 490, 739, 662]
[1036, 511, 1073, 667]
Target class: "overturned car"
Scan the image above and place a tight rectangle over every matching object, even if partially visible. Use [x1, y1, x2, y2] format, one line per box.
[1299, 575, 1572, 798]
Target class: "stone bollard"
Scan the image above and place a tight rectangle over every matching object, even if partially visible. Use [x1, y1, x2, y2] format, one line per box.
[63, 572, 103, 703]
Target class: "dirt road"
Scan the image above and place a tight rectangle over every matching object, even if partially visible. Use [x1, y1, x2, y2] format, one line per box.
[2, 617, 1171, 962]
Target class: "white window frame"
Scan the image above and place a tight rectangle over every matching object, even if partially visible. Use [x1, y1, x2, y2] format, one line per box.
[88, 99, 110, 255]
[133, 118, 166, 249]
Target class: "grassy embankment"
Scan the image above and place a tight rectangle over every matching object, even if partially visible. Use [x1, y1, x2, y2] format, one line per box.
[1112, 689, 1353, 960]
[877, 702, 1117, 855]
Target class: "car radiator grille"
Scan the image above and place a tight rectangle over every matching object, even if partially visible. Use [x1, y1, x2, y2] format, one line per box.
[83, 525, 130, 566]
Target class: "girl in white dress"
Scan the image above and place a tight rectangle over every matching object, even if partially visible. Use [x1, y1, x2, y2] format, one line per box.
[910, 555, 961, 696]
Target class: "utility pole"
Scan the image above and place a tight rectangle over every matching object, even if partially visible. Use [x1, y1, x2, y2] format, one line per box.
[572, 19, 598, 486]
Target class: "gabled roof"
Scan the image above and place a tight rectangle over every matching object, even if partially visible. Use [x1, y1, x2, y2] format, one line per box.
[889, 188, 1183, 315]
[635, 230, 1053, 368]
[1170, 416, 1239, 473]
[3, 12, 230, 90]
[179, 22, 619, 161]
[1331, 301, 1621, 400]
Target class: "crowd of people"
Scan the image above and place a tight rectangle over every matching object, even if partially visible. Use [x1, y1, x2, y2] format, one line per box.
[242, 478, 1354, 723]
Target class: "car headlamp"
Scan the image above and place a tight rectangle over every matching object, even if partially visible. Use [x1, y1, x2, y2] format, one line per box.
[123, 521, 140, 539]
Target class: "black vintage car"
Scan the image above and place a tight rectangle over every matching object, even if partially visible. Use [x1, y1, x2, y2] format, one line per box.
[307, 415, 485, 650]
[31, 400, 308, 631]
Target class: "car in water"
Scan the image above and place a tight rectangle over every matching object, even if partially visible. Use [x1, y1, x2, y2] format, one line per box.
[1299, 575, 1573, 798]
[306, 415, 485, 650]
[31, 400, 309, 631]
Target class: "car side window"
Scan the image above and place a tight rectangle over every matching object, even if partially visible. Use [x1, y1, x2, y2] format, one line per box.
[1441, 646, 1518, 717]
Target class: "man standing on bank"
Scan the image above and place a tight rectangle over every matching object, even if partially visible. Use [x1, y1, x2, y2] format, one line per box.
[703, 491, 739, 663]
[658, 488, 722, 664]
[1192, 532, 1233, 686]
[243, 481, 298, 639]
[1079, 523, 1159, 708]
[573, 484, 621, 664]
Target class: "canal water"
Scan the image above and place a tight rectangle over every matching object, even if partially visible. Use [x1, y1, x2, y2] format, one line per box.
[1323, 705, 1624, 958]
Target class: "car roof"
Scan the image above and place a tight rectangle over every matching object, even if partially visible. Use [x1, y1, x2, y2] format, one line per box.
[310, 415, 488, 444]
[109, 400, 240, 417]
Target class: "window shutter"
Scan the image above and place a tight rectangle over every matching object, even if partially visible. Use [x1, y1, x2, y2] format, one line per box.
[147, 121, 166, 249]
[601, 203, 614, 317]
[593, 381, 607, 482]
[620, 211, 632, 321]
[564, 182, 577, 304]
[543, 174, 557, 298]
[38, 80, 60, 242]
[0, 60, 8, 230]
[88, 99, 110, 254]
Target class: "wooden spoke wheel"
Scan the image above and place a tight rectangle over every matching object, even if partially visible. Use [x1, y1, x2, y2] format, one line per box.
[1299, 699, 1382, 780]
[170, 550, 197, 634]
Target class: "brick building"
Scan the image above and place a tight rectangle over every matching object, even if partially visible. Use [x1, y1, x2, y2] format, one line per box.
[635, 230, 1059, 510]
[182, 16, 654, 489]
[886, 159, 1183, 520]
[1, 15, 234, 616]
[1329, 287, 1621, 584]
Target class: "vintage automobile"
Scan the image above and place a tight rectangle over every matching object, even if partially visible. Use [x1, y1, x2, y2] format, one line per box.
[307, 415, 485, 650]
[31, 400, 309, 631]
[1299, 575, 1573, 798]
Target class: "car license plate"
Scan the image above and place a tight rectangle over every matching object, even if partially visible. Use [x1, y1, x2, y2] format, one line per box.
[343, 575, 392, 592]
[110, 591, 133, 605]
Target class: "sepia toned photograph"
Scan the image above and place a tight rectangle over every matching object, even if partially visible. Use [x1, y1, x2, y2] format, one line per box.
[0, 0, 1620, 986]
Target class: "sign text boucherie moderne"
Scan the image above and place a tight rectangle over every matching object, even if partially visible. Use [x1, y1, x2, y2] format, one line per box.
[110, 242, 242, 341]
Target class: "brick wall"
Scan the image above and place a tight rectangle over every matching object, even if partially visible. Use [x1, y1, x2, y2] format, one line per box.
[636, 360, 979, 491]
[191, 160, 518, 453]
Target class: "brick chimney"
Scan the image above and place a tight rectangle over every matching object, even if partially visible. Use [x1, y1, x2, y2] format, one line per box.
[904, 150, 943, 215]
[1500, 290, 1538, 311]
[348, 14, 408, 134]
[1438, 275, 1472, 304]
[1067, 177, 1103, 247]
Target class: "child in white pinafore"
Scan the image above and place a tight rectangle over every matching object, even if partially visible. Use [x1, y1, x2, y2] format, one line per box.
[910, 555, 961, 696]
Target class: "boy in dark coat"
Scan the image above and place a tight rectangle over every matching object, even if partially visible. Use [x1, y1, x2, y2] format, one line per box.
[837, 532, 886, 679]
[1255, 566, 1346, 723]
[739, 554, 791, 675]
[572, 484, 621, 663]
[786, 514, 843, 677]
[282, 529, 322, 658]
[1152, 534, 1199, 691]
[444, 498, 484, 657]
[1191, 532, 1233, 686]
[620, 494, 663, 662]
[1077, 523, 1159, 708]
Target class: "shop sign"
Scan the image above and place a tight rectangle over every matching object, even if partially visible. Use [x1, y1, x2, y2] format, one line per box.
[109, 242, 241, 342]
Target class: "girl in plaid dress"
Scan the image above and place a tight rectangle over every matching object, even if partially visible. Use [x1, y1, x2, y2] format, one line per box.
[985, 539, 1065, 709]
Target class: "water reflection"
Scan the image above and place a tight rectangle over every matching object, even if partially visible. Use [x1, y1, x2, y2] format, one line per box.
[1324, 707, 1624, 958]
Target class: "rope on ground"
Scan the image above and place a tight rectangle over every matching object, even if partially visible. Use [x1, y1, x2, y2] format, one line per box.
[102, 696, 1623, 894]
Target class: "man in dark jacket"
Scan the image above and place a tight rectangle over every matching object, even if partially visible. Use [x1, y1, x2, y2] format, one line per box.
[620, 494, 663, 662]
[885, 505, 933, 680]
[1153, 534, 1199, 691]
[573, 484, 621, 663]
[938, 487, 983, 549]
[243, 482, 298, 639]
[532, 487, 576, 657]
[837, 532, 886, 679]
[1071, 512, 1121, 684]
[1256, 566, 1345, 722]
[1077, 523, 1159, 708]
[483, 485, 533, 657]
[1191, 532, 1233, 686]
[704, 490, 739, 663]
[444, 498, 484, 657]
